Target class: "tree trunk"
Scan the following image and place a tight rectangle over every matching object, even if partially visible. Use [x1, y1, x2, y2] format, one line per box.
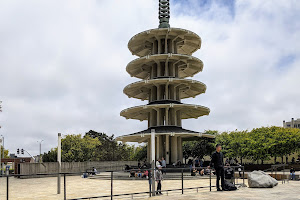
[274, 156, 277, 164]
[281, 156, 284, 164]
[261, 160, 264, 165]
[241, 157, 243, 165]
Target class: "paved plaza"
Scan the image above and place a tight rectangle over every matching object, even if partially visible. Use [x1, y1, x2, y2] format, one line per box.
[0, 173, 299, 200]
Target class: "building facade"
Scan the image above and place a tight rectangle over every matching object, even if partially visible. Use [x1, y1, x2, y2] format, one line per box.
[283, 118, 300, 129]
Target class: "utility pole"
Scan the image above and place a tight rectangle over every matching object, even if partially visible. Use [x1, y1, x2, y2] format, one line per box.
[0, 138, 2, 175]
[1, 135, 4, 175]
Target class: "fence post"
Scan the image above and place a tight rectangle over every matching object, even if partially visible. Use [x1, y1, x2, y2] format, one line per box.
[233, 166, 236, 186]
[6, 176, 9, 200]
[152, 161, 155, 196]
[243, 166, 245, 186]
[64, 173, 66, 200]
[111, 171, 113, 200]
[181, 168, 183, 194]
[149, 175, 152, 197]
[209, 168, 212, 191]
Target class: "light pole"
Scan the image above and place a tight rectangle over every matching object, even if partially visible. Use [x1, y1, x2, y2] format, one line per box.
[0, 135, 3, 175]
[37, 140, 44, 163]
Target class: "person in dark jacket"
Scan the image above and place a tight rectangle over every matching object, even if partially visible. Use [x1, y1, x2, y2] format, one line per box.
[208, 144, 227, 191]
[290, 167, 296, 180]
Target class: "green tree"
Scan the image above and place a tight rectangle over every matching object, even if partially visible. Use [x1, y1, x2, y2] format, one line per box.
[182, 130, 216, 163]
[42, 148, 57, 162]
[131, 145, 147, 161]
[1, 146, 9, 158]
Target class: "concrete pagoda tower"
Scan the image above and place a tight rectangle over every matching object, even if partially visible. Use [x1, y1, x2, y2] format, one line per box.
[117, 0, 214, 164]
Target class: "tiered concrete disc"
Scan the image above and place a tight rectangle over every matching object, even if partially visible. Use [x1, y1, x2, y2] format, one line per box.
[123, 78, 206, 100]
[126, 54, 203, 79]
[121, 104, 210, 121]
[128, 28, 201, 56]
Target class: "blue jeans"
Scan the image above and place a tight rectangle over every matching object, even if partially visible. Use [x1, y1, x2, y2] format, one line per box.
[290, 173, 296, 180]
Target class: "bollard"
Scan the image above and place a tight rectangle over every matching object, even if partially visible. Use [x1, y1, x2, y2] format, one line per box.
[111, 171, 113, 200]
[181, 169, 184, 194]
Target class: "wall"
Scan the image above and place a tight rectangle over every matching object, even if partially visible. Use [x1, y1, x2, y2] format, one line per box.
[20, 161, 138, 177]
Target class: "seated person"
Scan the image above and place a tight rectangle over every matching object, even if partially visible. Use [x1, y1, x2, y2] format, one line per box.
[290, 167, 296, 180]
[92, 167, 97, 176]
[137, 170, 142, 178]
[82, 170, 89, 178]
[142, 170, 149, 178]
[191, 168, 198, 176]
[130, 170, 135, 177]
[199, 169, 205, 176]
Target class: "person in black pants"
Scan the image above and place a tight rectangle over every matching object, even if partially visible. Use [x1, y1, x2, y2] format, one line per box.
[208, 144, 228, 191]
[155, 166, 163, 195]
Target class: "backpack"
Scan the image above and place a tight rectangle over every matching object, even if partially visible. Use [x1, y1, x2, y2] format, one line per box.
[224, 180, 237, 191]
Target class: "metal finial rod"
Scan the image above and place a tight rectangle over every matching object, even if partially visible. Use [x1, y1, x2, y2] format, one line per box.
[159, 0, 170, 28]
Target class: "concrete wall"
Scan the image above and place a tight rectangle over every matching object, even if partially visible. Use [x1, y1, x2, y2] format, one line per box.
[20, 161, 138, 176]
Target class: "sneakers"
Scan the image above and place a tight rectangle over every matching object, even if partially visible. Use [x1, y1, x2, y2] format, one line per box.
[217, 188, 222, 191]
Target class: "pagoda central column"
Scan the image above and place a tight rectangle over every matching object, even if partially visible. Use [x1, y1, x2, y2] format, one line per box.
[166, 135, 170, 164]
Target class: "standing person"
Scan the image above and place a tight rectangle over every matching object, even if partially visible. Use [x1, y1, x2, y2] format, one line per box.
[161, 157, 167, 174]
[195, 157, 199, 167]
[208, 144, 227, 191]
[155, 165, 163, 195]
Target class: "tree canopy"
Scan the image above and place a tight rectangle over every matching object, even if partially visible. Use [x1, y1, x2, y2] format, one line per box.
[43, 130, 146, 162]
[216, 126, 300, 164]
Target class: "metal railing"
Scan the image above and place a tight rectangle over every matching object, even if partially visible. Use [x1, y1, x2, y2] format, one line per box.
[270, 164, 290, 184]
[0, 165, 245, 200]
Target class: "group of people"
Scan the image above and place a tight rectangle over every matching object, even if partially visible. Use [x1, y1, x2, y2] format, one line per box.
[156, 157, 167, 174]
[82, 167, 98, 178]
[129, 169, 149, 178]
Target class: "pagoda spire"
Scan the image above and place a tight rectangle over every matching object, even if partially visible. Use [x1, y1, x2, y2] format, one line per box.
[159, 0, 170, 28]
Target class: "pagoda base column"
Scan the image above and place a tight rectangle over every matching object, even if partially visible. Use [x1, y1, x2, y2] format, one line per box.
[177, 137, 183, 163]
[171, 136, 178, 164]
[147, 138, 151, 163]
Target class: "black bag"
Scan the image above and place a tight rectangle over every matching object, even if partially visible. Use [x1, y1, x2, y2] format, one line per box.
[224, 180, 237, 191]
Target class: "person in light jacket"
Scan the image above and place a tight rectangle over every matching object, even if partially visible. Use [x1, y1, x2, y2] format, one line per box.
[155, 165, 164, 195]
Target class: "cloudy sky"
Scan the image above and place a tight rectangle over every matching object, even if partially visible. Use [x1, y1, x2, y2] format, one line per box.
[0, 0, 299, 156]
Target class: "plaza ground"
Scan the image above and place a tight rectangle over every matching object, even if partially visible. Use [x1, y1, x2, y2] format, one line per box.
[0, 173, 299, 200]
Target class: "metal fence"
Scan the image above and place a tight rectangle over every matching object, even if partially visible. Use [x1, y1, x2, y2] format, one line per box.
[0, 165, 245, 200]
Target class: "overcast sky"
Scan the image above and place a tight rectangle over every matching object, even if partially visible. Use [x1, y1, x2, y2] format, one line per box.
[0, 0, 299, 156]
